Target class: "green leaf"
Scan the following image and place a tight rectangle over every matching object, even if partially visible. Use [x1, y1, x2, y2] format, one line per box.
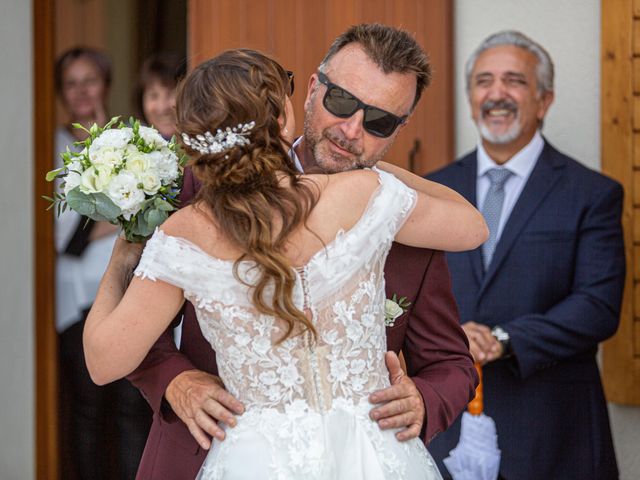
[145, 208, 168, 231]
[94, 192, 121, 220]
[153, 197, 175, 211]
[45, 167, 65, 182]
[66, 187, 96, 217]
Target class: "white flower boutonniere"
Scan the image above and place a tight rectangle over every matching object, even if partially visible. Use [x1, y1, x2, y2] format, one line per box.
[384, 294, 411, 327]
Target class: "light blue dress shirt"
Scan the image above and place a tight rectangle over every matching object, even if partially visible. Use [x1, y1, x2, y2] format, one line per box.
[476, 131, 544, 241]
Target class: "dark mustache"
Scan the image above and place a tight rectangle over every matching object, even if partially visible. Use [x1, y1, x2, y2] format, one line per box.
[481, 99, 517, 114]
[324, 130, 362, 156]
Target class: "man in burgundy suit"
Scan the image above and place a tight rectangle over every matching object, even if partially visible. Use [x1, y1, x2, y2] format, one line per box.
[128, 24, 477, 479]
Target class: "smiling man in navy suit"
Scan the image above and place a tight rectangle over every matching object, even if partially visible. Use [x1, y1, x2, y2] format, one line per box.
[428, 31, 625, 480]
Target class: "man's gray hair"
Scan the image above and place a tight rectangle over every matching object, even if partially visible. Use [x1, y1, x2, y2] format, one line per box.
[465, 30, 554, 95]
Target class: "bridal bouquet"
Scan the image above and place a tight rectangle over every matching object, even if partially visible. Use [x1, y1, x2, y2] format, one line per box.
[46, 117, 187, 242]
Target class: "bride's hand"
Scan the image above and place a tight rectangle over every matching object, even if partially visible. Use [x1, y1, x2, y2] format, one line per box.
[108, 236, 145, 284]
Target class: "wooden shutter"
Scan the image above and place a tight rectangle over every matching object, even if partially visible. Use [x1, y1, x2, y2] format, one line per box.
[601, 0, 640, 405]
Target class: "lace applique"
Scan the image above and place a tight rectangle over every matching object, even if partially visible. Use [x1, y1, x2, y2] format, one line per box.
[137, 171, 439, 479]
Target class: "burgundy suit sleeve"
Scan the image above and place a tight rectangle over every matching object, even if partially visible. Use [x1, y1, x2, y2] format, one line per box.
[127, 327, 197, 413]
[403, 250, 478, 444]
[126, 167, 199, 415]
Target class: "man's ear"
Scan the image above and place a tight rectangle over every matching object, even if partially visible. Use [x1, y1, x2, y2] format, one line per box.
[537, 90, 554, 120]
[304, 73, 319, 110]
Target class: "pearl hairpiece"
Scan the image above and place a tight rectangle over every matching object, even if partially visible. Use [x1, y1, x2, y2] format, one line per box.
[181, 121, 256, 155]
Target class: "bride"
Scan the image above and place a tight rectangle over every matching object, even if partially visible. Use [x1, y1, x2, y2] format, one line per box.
[84, 49, 487, 479]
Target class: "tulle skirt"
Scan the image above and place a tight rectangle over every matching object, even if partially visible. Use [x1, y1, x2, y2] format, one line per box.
[196, 399, 442, 480]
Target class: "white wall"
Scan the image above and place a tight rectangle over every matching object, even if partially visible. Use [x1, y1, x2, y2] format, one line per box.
[454, 2, 640, 479]
[454, 0, 600, 169]
[0, 1, 34, 479]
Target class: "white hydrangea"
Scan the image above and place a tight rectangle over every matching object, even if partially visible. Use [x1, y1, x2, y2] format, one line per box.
[89, 128, 133, 154]
[106, 170, 145, 220]
[139, 126, 168, 148]
[79, 164, 113, 194]
[150, 149, 179, 184]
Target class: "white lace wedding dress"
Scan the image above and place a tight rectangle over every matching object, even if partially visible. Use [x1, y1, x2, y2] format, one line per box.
[135, 170, 443, 480]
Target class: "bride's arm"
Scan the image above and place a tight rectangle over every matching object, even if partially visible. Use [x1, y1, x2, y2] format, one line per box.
[376, 161, 488, 251]
[83, 237, 185, 385]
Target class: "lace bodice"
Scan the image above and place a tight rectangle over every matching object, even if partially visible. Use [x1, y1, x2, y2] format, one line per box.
[135, 169, 416, 413]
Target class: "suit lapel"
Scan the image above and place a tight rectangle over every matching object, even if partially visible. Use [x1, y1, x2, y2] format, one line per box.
[477, 142, 566, 298]
[452, 153, 484, 285]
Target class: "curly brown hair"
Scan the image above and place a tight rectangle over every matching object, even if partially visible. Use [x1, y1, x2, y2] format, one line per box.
[175, 49, 319, 342]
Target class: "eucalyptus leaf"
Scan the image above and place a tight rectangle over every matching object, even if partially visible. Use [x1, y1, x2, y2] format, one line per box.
[153, 198, 174, 211]
[66, 187, 96, 217]
[132, 213, 150, 237]
[94, 193, 121, 220]
[145, 208, 168, 231]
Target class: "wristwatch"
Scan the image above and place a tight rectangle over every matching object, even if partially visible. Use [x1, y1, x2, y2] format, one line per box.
[491, 325, 512, 358]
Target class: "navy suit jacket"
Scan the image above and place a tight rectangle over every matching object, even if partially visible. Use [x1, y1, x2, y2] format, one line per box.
[427, 141, 625, 480]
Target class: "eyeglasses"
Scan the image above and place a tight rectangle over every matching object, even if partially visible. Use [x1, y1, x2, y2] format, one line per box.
[316, 71, 408, 138]
[286, 70, 295, 96]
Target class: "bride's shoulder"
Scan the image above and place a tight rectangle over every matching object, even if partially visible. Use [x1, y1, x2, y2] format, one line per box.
[324, 168, 380, 196]
[158, 203, 216, 243]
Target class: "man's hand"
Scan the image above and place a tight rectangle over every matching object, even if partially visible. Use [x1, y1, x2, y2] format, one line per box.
[165, 369, 245, 450]
[462, 321, 502, 365]
[369, 351, 425, 441]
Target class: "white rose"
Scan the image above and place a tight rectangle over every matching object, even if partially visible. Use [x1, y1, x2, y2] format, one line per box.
[89, 128, 132, 154]
[152, 149, 179, 184]
[140, 171, 161, 195]
[63, 160, 83, 195]
[106, 171, 145, 220]
[79, 164, 113, 194]
[90, 147, 124, 169]
[139, 126, 168, 148]
[125, 152, 152, 177]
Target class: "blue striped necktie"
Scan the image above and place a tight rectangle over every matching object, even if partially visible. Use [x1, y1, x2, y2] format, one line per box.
[481, 168, 513, 269]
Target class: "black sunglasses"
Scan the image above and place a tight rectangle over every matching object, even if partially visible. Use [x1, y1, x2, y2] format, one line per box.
[316, 71, 408, 138]
[286, 70, 295, 96]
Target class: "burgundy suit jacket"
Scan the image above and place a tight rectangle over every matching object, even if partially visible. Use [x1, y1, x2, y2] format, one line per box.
[127, 168, 477, 480]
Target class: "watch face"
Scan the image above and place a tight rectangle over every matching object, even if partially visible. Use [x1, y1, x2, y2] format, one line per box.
[491, 326, 509, 342]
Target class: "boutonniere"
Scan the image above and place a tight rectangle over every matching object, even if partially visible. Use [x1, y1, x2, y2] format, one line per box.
[384, 294, 411, 327]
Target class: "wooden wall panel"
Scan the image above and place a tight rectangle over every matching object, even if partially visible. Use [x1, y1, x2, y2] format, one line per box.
[602, 0, 640, 404]
[35, 0, 59, 478]
[188, 0, 453, 175]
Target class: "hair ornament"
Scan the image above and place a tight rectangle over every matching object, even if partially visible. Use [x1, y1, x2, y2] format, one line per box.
[181, 121, 256, 155]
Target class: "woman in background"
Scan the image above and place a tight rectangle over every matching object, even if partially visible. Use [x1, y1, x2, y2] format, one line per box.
[136, 52, 186, 140]
[54, 46, 150, 480]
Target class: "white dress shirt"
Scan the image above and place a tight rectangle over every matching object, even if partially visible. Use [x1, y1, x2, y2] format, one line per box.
[476, 130, 544, 241]
[291, 137, 304, 172]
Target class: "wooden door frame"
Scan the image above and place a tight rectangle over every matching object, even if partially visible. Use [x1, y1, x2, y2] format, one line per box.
[34, 0, 58, 478]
